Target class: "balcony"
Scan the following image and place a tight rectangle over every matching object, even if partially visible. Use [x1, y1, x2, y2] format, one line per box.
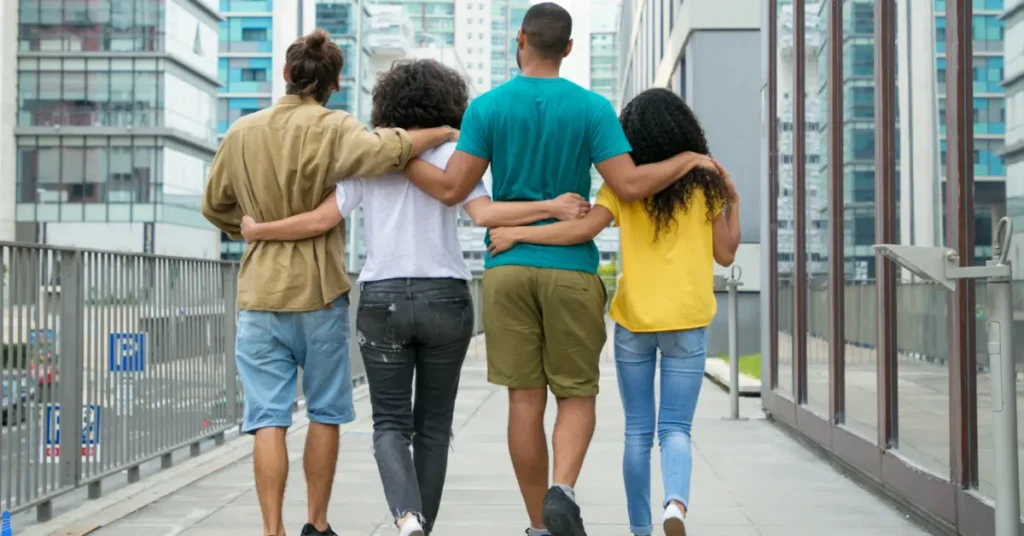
[365, 5, 414, 57]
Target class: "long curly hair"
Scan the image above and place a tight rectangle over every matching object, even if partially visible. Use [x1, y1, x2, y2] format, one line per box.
[370, 59, 469, 130]
[619, 88, 728, 240]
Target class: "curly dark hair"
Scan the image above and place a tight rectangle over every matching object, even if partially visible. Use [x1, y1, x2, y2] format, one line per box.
[619, 88, 729, 240]
[370, 59, 469, 130]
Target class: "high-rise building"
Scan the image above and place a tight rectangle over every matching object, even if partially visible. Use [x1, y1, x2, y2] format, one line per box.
[384, 0, 456, 47]
[0, 1, 18, 243]
[823, 0, 1005, 280]
[490, 0, 528, 87]
[218, 0, 315, 260]
[13, 0, 223, 259]
[318, 0, 371, 121]
[455, 0, 491, 92]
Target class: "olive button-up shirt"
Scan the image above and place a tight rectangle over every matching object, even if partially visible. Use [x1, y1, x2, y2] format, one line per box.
[202, 95, 413, 312]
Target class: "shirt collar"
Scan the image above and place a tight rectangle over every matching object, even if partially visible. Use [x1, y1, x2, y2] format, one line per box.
[278, 95, 321, 106]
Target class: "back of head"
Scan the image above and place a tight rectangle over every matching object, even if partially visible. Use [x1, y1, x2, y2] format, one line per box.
[521, 2, 572, 59]
[619, 88, 726, 239]
[285, 29, 344, 104]
[370, 59, 469, 130]
[619, 88, 709, 164]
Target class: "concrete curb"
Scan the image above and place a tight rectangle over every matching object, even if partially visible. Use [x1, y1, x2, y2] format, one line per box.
[704, 358, 761, 397]
[25, 384, 371, 536]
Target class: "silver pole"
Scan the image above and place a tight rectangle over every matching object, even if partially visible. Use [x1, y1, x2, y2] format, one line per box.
[726, 265, 742, 420]
[987, 249, 1020, 536]
[727, 278, 739, 420]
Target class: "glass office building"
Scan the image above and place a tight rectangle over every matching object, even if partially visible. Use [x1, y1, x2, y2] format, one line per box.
[15, 0, 222, 259]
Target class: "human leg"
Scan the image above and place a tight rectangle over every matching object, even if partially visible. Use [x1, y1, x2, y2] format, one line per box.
[356, 282, 422, 529]
[482, 267, 549, 530]
[409, 279, 474, 533]
[298, 295, 356, 534]
[534, 269, 606, 536]
[655, 328, 707, 536]
[612, 324, 659, 536]
[236, 310, 298, 536]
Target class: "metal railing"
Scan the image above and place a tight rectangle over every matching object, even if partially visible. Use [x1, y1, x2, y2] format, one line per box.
[0, 242, 486, 520]
[777, 277, 1024, 369]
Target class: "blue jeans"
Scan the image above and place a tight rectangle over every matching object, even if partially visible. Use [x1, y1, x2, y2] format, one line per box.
[614, 323, 707, 536]
[235, 295, 356, 433]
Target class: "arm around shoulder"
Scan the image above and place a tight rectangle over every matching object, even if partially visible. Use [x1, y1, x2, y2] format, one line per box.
[330, 113, 455, 180]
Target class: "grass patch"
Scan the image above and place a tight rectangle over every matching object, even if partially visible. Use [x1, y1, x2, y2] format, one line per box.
[715, 354, 762, 380]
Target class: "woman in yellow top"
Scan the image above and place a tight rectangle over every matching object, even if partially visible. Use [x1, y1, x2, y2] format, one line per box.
[487, 88, 741, 536]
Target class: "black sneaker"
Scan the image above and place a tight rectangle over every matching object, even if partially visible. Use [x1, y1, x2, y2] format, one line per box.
[541, 487, 587, 536]
[300, 523, 338, 536]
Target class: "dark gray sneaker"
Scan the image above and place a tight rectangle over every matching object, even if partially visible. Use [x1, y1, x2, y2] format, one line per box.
[541, 487, 587, 536]
[300, 523, 337, 536]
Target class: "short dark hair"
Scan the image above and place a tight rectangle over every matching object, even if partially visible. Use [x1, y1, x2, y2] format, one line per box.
[285, 29, 344, 104]
[521, 2, 572, 59]
[370, 59, 469, 130]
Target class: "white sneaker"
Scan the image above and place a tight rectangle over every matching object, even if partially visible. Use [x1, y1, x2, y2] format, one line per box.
[662, 503, 687, 536]
[398, 516, 425, 536]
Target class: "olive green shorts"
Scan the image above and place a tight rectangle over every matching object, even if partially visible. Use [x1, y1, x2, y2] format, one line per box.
[482, 265, 607, 397]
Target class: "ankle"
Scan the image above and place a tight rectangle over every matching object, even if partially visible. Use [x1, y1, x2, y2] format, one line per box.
[667, 500, 687, 516]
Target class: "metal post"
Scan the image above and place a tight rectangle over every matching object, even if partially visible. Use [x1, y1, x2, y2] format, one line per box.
[726, 266, 743, 420]
[987, 231, 1019, 536]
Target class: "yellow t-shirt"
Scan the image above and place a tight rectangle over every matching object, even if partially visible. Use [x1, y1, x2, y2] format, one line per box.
[596, 184, 718, 333]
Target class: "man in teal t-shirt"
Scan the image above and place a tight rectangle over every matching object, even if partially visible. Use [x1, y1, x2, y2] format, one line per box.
[403, 4, 713, 535]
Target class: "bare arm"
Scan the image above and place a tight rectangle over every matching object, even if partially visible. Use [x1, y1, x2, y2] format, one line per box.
[240, 192, 343, 242]
[712, 159, 741, 266]
[404, 151, 490, 206]
[487, 206, 616, 255]
[595, 152, 717, 204]
[201, 134, 243, 239]
[463, 193, 590, 228]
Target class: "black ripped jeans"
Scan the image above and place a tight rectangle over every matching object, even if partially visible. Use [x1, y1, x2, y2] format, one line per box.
[356, 278, 474, 534]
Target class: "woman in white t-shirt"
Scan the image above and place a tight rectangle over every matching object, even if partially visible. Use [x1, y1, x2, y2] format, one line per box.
[239, 59, 589, 536]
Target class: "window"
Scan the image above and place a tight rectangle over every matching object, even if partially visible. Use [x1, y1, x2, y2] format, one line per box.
[241, 28, 267, 42]
[241, 69, 267, 82]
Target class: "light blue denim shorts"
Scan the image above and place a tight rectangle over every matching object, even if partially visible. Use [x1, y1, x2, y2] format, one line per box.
[235, 295, 355, 433]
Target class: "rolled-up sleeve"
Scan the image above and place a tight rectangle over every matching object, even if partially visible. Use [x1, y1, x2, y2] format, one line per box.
[330, 112, 413, 180]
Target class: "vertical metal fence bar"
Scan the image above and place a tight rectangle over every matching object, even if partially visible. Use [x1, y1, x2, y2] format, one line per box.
[223, 265, 239, 427]
[1, 245, 8, 511]
[57, 250, 82, 492]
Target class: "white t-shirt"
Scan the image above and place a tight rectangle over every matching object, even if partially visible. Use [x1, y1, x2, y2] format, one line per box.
[336, 141, 490, 283]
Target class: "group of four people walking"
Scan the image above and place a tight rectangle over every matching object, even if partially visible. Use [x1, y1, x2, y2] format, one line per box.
[201, 4, 741, 536]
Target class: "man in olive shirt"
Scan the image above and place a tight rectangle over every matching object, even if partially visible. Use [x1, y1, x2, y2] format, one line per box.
[201, 30, 455, 536]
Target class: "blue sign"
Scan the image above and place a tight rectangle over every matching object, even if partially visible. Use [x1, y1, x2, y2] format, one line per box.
[108, 333, 145, 372]
[2, 510, 11, 536]
[43, 404, 101, 462]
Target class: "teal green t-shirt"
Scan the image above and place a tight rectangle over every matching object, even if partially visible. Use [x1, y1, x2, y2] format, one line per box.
[457, 76, 632, 273]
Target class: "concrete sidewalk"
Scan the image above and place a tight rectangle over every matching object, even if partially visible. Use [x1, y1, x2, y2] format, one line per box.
[57, 358, 932, 536]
